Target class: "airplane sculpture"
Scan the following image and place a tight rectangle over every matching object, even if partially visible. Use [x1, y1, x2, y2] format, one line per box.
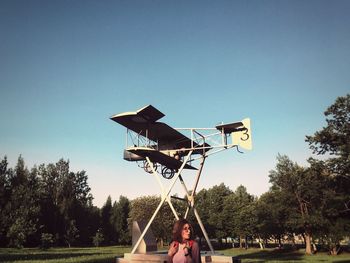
[110, 105, 252, 254]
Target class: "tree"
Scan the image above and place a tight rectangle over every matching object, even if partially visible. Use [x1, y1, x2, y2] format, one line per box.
[306, 94, 350, 254]
[195, 183, 232, 243]
[101, 196, 114, 245]
[66, 170, 94, 246]
[40, 233, 54, 249]
[254, 190, 289, 249]
[269, 154, 331, 254]
[4, 157, 40, 248]
[93, 229, 104, 247]
[0, 156, 97, 247]
[129, 195, 185, 245]
[223, 185, 255, 249]
[38, 161, 66, 244]
[0, 156, 11, 246]
[307, 158, 350, 255]
[305, 94, 350, 210]
[64, 220, 79, 247]
[190, 189, 210, 240]
[38, 159, 95, 246]
[111, 196, 131, 245]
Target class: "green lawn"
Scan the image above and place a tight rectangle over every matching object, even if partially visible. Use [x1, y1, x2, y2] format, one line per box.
[220, 247, 350, 262]
[1, 246, 350, 263]
[0, 246, 130, 263]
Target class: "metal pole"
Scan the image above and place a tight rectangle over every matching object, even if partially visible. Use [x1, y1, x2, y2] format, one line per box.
[192, 157, 206, 195]
[183, 157, 205, 218]
[146, 157, 179, 220]
[194, 207, 215, 253]
[177, 158, 214, 254]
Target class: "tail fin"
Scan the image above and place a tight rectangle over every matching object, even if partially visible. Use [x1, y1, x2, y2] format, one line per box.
[231, 118, 252, 150]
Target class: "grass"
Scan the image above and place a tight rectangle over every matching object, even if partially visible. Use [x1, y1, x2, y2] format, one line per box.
[0, 246, 130, 263]
[0, 246, 350, 263]
[220, 247, 350, 262]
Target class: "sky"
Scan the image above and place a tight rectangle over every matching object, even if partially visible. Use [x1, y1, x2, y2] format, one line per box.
[1, 0, 349, 207]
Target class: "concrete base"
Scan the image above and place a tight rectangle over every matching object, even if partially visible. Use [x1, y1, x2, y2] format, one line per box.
[116, 252, 241, 263]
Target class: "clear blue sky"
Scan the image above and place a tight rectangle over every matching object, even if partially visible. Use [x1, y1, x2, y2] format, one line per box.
[1, 0, 349, 207]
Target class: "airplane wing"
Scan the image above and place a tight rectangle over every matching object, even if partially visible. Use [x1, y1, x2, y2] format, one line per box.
[216, 119, 252, 150]
[111, 105, 165, 127]
[110, 105, 210, 151]
[215, 121, 244, 133]
[127, 147, 197, 170]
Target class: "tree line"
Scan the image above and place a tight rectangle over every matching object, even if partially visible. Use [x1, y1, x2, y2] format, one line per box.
[0, 94, 349, 256]
[0, 156, 131, 248]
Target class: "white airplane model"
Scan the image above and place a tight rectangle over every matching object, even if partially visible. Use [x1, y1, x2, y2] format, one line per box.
[111, 105, 252, 179]
[110, 105, 252, 254]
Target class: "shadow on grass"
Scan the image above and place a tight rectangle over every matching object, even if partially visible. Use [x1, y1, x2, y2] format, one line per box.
[239, 250, 304, 262]
[220, 248, 306, 262]
[80, 256, 117, 263]
[220, 248, 350, 263]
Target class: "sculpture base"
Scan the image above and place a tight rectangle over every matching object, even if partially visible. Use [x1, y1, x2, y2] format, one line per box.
[116, 252, 241, 263]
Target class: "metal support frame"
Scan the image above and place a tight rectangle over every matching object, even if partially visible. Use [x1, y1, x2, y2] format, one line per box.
[131, 151, 193, 254]
[179, 157, 215, 253]
[130, 152, 215, 254]
[146, 156, 179, 220]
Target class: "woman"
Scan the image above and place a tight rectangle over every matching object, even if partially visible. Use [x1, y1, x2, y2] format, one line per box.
[168, 219, 201, 263]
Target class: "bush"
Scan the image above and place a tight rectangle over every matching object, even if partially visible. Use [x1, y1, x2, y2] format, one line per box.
[40, 233, 54, 249]
[93, 230, 104, 247]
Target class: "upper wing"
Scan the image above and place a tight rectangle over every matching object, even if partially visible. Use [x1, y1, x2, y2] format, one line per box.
[111, 105, 210, 150]
[110, 105, 165, 126]
[215, 121, 244, 133]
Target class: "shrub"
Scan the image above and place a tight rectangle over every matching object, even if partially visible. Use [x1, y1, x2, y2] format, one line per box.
[93, 230, 104, 247]
[40, 233, 54, 249]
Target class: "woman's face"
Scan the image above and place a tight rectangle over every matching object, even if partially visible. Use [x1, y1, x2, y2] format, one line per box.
[181, 223, 191, 241]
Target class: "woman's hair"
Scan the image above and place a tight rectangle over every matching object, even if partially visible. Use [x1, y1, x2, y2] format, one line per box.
[172, 218, 193, 242]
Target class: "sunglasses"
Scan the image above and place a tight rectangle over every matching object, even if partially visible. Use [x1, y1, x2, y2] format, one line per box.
[182, 227, 191, 231]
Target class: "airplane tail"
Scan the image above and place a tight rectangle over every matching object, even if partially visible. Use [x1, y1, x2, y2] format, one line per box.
[231, 118, 252, 150]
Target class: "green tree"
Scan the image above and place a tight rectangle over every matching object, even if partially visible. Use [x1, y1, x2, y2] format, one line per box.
[223, 185, 255, 248]
[0, 156, 97, 247]
[255, 190, 291, 249]
[64, 220, 79, 247]
[306, 94, 350, 179]
[93, 229, 104, 247]
[38, 159, 95, 246]
[65, 170, 94, 246]
[111, 196, 131, 245]
[305, 94, 350, 254]
[101, 196, 114, 245]
[38, 161, 66, 244]
[5, 157, 40, 248]
[269, 154, 337, 254]
[0, 156, 11, 246]
[207, 183, 233, 242]
[190, 189, 210, 240]
[129, 195, 184, 245]
[305, 94, 350, 212]
[307, 158, 349, 255]
[40, 233, 54, 249]
[193, 183, 232, 247]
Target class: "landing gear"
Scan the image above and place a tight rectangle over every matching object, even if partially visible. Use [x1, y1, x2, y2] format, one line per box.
[161, 167, 175, 179]
[143, 160, 158, 173]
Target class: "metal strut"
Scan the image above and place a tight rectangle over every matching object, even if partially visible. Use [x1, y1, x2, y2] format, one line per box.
[131, 151, 193, 254]
[180, 157, 215, 253]
[131, 152, 215, 254]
